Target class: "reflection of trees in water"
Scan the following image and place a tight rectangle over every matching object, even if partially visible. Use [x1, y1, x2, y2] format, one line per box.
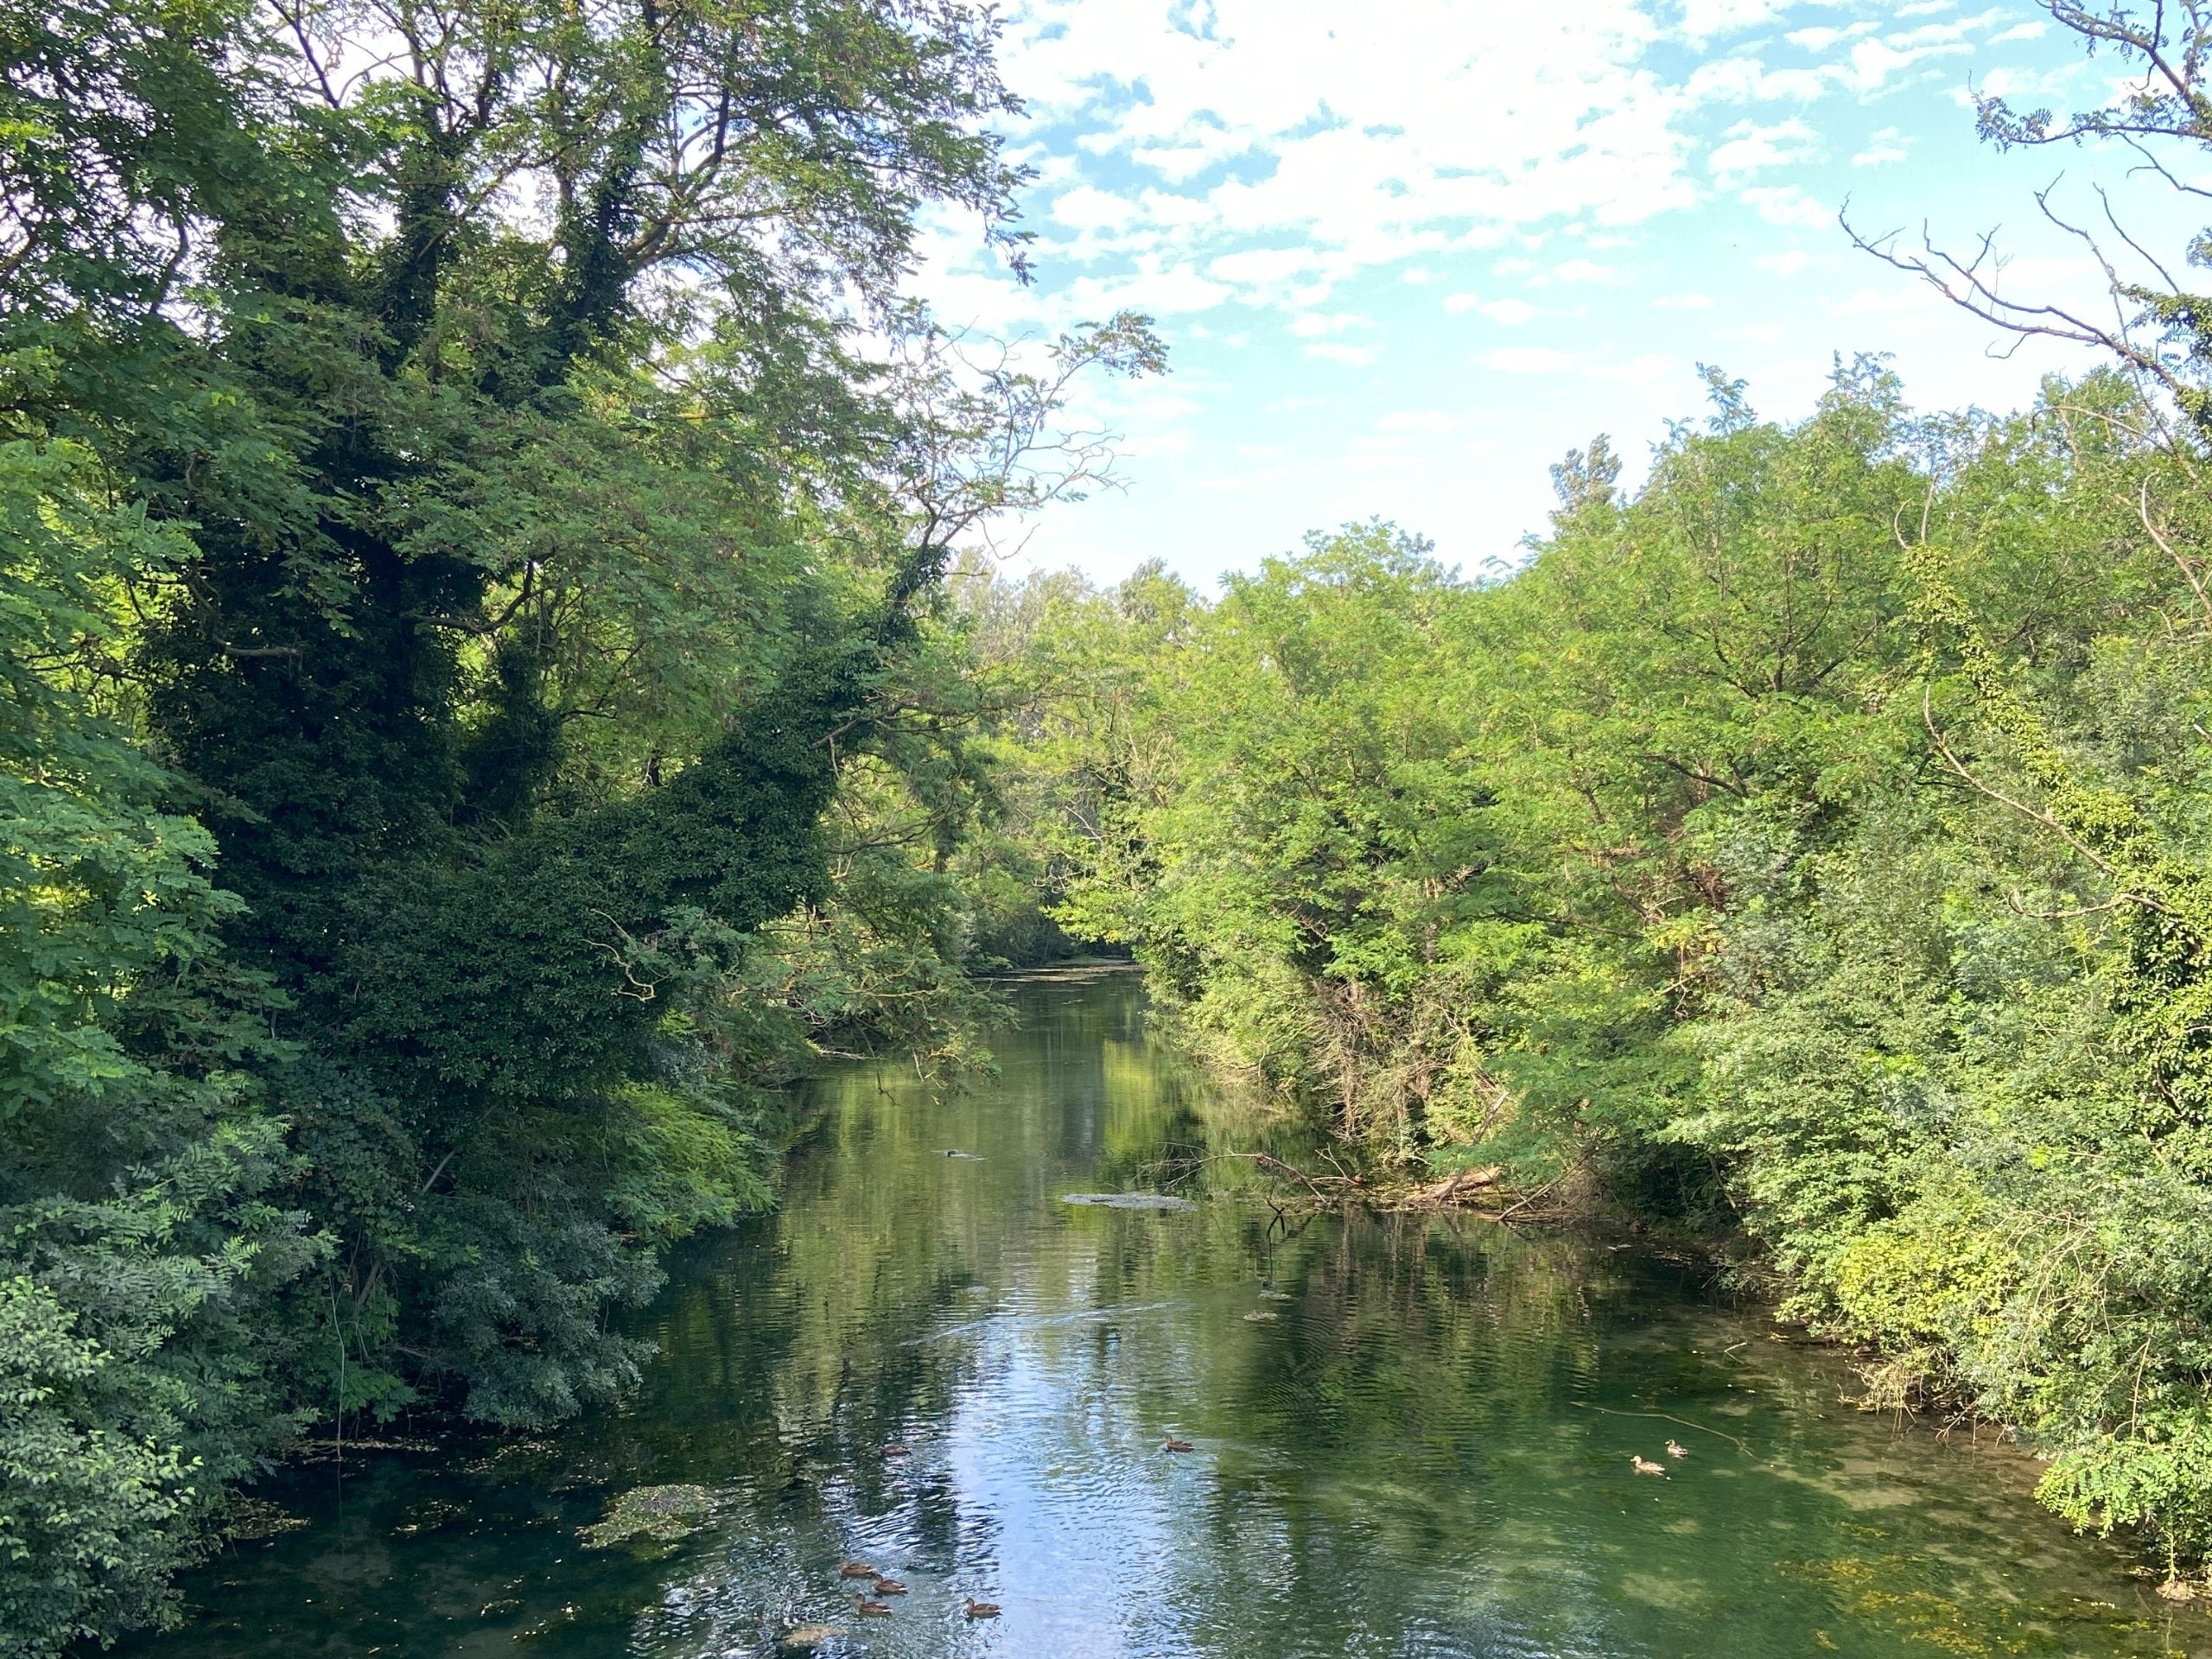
[130, 975, 2186, 1657]
[1127, 1210, 1631, 1654]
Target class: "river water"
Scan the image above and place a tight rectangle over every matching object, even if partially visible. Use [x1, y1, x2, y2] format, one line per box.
[132, 969, 2209, 1658]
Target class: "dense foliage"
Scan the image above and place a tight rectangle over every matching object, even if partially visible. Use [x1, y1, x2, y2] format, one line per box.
[0, 0, 1148, 1649]
[965, 4, 2212, 1573]
[984, 358, 2212, 1571]
[17, 0, 2212, 1642]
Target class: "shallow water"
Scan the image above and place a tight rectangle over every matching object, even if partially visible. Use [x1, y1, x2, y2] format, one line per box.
[131, 970, 2209, 1658]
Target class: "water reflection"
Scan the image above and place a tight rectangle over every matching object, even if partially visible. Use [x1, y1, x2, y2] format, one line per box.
[133, 970, 2208, 1658]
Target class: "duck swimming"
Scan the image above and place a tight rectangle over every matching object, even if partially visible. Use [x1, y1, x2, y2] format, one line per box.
[1630, 1454, 1668, 1477]
[837, 1560, 879, 1580]
[964, 1598, 1001, 1619]
[854, 1594, 895, 1617]
[1163, 1436, 1195, 1452]
[1666, 1440, 1688, 1459]
[870, 1579, 908, 1595]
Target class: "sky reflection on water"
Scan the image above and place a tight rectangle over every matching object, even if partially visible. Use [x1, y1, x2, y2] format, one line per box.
[130, 971, 2208, 1659]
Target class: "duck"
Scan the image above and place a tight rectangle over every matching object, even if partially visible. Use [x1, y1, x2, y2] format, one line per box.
[854, 1593, 896, 1617]
[1630, 1454, 1668, 1477]
[837, 1560, 880, 1579]
[1666, 1440, 1688, 1459]
[963, 1598, 1001, 1619]
[883, 1442, 911, 1459]
[870, 1578, 908, 1595]
[1162, 1436, 1195, 1452]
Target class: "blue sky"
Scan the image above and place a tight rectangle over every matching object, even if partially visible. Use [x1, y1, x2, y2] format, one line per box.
[906, 0, 2186, 588]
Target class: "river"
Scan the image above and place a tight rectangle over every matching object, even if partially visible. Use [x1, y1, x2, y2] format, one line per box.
[128, 969, 2209, 1658]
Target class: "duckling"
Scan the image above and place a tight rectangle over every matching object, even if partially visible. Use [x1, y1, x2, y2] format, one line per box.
[1630, 1454, 1668, 1477]
[963, 1598, 1001, 1619]
[1665, 1440, 1688, 1460]
[870, 1578, 908, 1596]
[1162, 1436, 1195, 1452]
[837, 1560, 880, 1579]
[854, 1593, 896, 1617]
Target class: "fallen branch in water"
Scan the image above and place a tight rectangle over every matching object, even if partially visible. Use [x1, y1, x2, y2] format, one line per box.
[1138, 1147, 1363, 1207]
[1413, 1165, 1503, 1206]
[1138, 1145, 1583, 1222]
[1238, 1150, 1341, 1202]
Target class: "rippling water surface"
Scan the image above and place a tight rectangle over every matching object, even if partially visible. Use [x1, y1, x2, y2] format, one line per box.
[131, 970, 2210, 1658]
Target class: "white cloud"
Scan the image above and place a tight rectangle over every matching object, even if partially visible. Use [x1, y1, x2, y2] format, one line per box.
[1676, 0, 1789, 43]
[1305, 340, 1377, 366]
[1740, 183, 1830, 226]
[975, 0, 1709, 323]
[1853, 124, 1911, 166]
[1786, 22, 1876, 50]
[1554, 257, 1621, 284]
[1839, 34, 1967, 93]
[1290, 310, 1370, 338]
[1686, 55, 1832, 103]
[1482, 346, 1579, 374]
[1708, 116, 1823, 182]
[881, 0, 2149, 598]
[1051, 185, 1141, 233]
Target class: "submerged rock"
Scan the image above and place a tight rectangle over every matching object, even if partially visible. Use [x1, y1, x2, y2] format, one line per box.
[577, 1483, 714, 1548]
[1059, 1192, 1197, 1211]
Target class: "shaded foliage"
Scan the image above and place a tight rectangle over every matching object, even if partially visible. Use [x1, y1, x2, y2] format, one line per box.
[0, 0, 1162, 1650]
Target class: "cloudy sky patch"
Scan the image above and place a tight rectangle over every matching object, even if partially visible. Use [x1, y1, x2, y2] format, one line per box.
[909, 0, 2176, 584]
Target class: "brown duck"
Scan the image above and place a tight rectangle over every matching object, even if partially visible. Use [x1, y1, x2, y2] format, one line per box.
[837, 1560, 879, 1580]
[964, 1598, 1001, 1619]
[870, 1578, 908, 1596]
[1162, 1437, 1195, 1452]
[854, 1593, 895, 1618]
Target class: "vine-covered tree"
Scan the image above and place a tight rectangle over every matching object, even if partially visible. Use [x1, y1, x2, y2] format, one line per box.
[1, 0, 1155, 1648]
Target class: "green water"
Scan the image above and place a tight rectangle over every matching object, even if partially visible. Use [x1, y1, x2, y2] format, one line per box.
[130, 970, 2209, 1658]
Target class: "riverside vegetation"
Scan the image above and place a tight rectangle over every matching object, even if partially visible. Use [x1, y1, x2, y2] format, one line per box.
[8, 0, 2212, 1651]
[0, 0, 1157, 1648]
[957, 5, 2212, 1592]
